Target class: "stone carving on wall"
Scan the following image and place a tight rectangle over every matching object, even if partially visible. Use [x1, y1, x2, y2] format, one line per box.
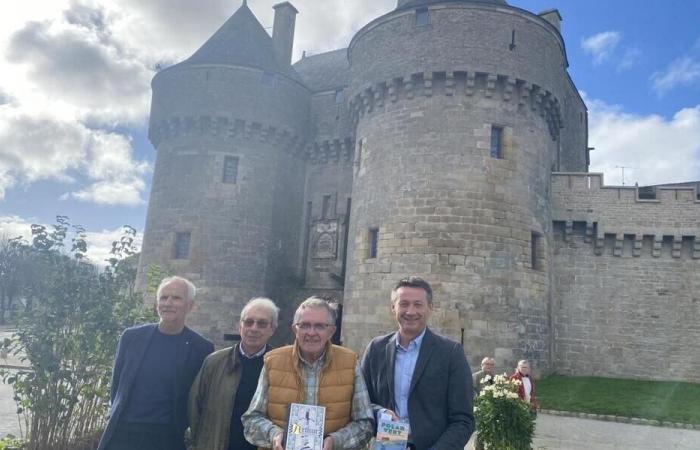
[312, 220, 338, 259]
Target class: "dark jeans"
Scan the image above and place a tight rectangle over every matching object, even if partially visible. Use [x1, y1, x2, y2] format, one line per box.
[105, 422, 184, 450]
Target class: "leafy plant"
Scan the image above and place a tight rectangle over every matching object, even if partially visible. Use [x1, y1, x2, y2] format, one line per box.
[0, 217, 155, 450]
[474, 373, 535, 450]
[0, 435, 25, 450]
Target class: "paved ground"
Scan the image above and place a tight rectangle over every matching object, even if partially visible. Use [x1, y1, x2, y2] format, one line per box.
[468, 413, 700, 449]
[0, 329, 26, 438]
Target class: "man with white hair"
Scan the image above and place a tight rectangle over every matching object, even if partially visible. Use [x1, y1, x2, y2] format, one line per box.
[510, 359, 539, 410]
[242, 296, 374, 450]
[472, 357, 496, 398]
[188, 297, 279, 450]
[98, 276, 214, 450]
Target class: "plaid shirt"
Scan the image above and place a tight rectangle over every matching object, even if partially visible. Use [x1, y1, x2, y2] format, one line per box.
[242, 351, 374, 450]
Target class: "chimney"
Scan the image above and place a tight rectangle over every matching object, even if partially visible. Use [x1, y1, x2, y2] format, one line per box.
[538, 9, 562, 33]
[272, 2, 298, 66]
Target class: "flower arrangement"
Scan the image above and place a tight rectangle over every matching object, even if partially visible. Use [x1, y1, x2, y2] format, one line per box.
[474, 374, 535, 450]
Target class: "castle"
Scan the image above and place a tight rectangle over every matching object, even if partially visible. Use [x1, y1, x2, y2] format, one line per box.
[137, 0, 700, 382]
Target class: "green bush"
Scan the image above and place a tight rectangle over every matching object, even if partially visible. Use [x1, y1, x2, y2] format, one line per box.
[1, 217, 155, 450]
[474, 373, 535, 450]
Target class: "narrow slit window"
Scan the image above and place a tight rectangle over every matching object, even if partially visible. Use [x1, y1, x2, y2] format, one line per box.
[416, 8, 429, 26]
[174, 232, 191, 260]
[490, 125, 504, 159]
[368, 228, 379, 259]
[322, 194, 332, 219]
[531, 231, 543, 270]
[223, 156, 239, 184]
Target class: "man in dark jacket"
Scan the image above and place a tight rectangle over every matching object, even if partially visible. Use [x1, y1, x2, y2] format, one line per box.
[361, 276, 474, 450]
[188, 297, 279, 450]
[97, 276, 214, 450]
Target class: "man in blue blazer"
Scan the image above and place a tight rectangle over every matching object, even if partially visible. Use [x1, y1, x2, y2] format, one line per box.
[361, 277, 474, 450]
[98, 276, 214, 450]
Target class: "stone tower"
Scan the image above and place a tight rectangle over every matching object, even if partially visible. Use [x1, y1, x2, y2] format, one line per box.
[139, 2, 309, 343]
[341, 0, 587, 371]
[138, 0, 700, 382]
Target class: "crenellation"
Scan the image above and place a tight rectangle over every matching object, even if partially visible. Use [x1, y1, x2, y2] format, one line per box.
[503, 76, 516, 101]
[465, 71, 476, 96]
[445, 71, 456, 96]
[633, 234, 643, 257]
[349, 70, 562, 138]
[485, 73, 497, 98]
[672, 236, 683, 259]
[424, 71, 434, 97]
[613, 233, 623, 257]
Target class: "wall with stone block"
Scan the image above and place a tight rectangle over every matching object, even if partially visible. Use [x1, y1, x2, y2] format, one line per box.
[551, 172, 700, 382]
[340, 2, 589, 372]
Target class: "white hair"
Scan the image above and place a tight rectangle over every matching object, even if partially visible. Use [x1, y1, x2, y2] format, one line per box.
[156, 276, 196, 301]
[293, 296, 338, 325]
[241, 297, 280, 328]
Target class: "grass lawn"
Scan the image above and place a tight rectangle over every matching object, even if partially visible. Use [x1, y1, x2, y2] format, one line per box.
[537, 375, 700, 425]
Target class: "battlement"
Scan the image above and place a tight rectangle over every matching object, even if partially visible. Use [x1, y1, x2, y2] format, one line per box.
[552, 172, 700, 247]
[149, 114, 305, 150]
[149, 115, 355, 166]
[304, 138, 355, 165]
[349, 70, 563, 139]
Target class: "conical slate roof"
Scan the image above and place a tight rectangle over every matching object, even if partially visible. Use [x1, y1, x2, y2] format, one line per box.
[397, 0, 508, 10]
[181, 3, 288, 75]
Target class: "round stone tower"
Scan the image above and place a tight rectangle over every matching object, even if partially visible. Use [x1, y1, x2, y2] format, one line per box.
[138, 2, 309, 344]
[342, 0, 585, 371]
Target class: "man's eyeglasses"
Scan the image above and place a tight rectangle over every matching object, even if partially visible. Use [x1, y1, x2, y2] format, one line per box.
[295, 322, 334, 332]
[241, 319, 270, 329]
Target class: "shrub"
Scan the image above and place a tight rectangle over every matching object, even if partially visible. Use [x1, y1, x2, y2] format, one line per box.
[474, 373, 535, 450]
[1, 217, 155, 450]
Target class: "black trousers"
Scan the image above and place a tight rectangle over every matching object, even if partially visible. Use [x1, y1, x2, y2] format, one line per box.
[105, 422, 184, 450]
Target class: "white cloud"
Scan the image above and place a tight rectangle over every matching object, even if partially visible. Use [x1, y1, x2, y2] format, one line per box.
[581, 31, 622, 65]
[0, 0, 395, 205]
[651, 56, 700, 95]
[586, 94, 700, 186]
[62, 131, 150, 206]
[0, 215, 142, 267]
[83, 226, 142, 266]
[0, 106, 150, 205]
[0, 215, 35, 242]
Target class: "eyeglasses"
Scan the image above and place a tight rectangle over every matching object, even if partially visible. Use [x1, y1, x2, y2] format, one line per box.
[294, 322, 334, 332]
[241, 319, 271, 329]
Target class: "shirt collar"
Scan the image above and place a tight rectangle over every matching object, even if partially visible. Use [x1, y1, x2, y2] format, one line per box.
[239, 343, 267, 359]
[395, 327, 427, 352]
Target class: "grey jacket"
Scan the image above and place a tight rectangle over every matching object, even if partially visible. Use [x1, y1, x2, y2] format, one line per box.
[360, 328, 474, 450]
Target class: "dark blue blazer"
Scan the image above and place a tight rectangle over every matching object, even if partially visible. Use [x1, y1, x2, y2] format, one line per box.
[361, 328, 474, 450]
[97, 323, 214, 450]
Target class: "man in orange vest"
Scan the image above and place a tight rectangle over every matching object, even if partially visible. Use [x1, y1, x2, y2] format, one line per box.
[242, 297, 373, 450]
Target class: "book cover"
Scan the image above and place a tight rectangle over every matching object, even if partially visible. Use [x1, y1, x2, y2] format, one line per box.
[284, 403, 326, 450]
[373, 414, 410, 450]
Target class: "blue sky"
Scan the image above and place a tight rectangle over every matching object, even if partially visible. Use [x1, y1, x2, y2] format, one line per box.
[1, 0, 699, 262]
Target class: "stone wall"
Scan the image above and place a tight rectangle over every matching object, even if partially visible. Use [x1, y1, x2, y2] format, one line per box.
[551, 172, 700, 382]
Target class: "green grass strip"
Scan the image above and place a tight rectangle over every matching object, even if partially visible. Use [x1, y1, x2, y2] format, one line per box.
[537, 375, 700, 425]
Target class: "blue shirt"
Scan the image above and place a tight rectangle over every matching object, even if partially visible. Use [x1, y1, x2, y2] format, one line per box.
[393, 328, 426, 421]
